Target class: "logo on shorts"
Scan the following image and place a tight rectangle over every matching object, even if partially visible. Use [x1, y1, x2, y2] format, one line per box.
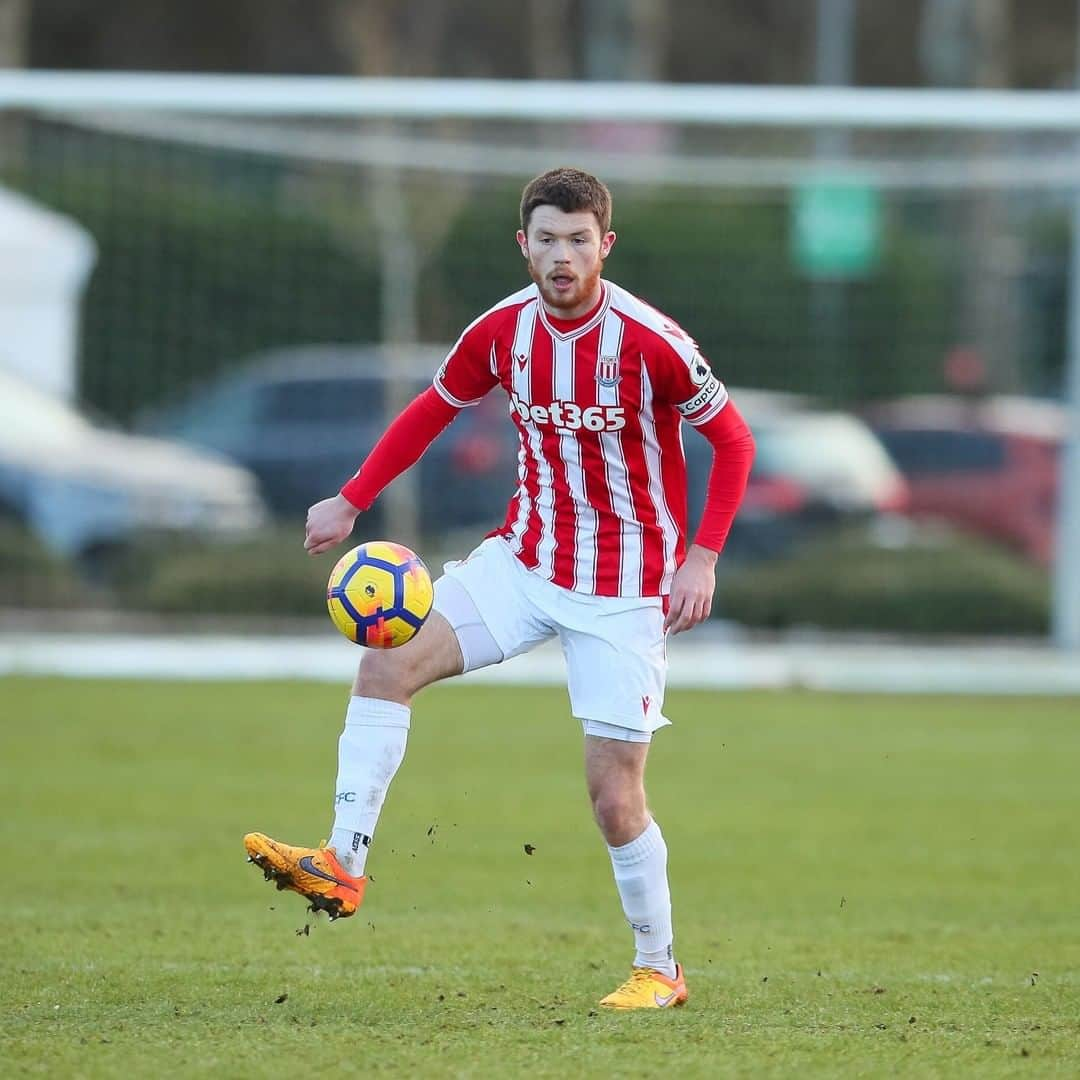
[642, 696, 651, 716]
[596, 355, 621, 388]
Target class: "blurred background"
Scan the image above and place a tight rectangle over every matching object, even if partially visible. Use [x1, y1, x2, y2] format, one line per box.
[1, 0, 1079, 648]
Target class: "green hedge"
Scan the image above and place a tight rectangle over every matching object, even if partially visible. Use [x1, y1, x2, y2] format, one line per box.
[6, 133, 967, 424]
[116, 525, 1051, 637]
[425, 183, 954, 403]
[7, 123, 382, 423]
[0, 521, 1051, 637]
[113, 530, 332, 617]
[716, 527, 1050, 636]
[0, 524, 86, 608]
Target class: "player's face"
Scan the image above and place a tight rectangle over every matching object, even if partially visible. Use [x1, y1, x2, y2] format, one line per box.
[517, 206, 616, 319]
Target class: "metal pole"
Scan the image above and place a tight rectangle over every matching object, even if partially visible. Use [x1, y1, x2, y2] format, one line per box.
[815, 0, 854, 152]
[816, 0, 855, 86]
[5, 74, 1080, 129]
[370, 159, 421, 548]
[813, 0, 855, 401]
[1051, 4, 1080, 649]
[1057, 219, 1080, 648]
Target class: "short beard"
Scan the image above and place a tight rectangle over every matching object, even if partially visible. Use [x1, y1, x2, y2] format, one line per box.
[526, 255, 604, 314]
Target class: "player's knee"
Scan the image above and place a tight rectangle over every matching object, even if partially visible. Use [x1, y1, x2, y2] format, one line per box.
[591, 784, 647, 843]
[352, 618, 461, 702]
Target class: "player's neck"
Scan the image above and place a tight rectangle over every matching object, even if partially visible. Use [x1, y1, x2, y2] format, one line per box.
[543, 283, 605, 330]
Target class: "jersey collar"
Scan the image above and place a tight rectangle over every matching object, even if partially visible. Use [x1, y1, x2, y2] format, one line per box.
[535, 281, 611, 341]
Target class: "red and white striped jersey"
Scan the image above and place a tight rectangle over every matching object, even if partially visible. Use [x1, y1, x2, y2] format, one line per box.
[433, 280, 729, 597]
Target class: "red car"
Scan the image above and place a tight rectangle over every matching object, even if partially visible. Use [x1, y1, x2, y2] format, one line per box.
[864, 395, 1063, 565]
[687, 389, 908, 560]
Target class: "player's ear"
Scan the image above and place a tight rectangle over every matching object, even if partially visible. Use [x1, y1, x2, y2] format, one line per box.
[515, 229, 528, 257]
[600, 231, 616, 258]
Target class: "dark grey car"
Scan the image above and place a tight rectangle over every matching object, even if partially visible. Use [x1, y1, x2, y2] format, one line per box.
[138, 345, 518, 535]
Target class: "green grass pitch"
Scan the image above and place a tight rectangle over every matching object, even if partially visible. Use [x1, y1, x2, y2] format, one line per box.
[2, 676, 1078, 1078]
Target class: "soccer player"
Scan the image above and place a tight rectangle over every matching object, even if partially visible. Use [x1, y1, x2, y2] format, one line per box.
[245, 167, 755, 1010]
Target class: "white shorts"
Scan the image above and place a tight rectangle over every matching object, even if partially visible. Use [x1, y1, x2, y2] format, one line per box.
[432, 536, 669, 742]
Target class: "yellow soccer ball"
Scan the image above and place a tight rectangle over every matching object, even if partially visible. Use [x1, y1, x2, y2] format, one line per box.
[326, 540, 434, 648]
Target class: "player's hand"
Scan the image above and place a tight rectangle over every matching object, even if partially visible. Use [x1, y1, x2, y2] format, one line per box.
[664, 544, 718, 635]
[304, 493, 360, 556]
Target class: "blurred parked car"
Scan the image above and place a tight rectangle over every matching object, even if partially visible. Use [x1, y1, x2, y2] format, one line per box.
[0, 370, 267, 571]
[138, 346, 518, 531]
[687, 389, 909, 559]
[861, 395, 1063, 565]
[144, 353, 906, 560]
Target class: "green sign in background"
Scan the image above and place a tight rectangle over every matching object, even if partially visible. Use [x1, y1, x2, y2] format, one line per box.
[793, 177, 881, 278]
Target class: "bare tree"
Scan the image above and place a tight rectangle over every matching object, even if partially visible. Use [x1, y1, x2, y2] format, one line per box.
[584, 0, 668, 80]
[529, 0, 576, 80]
[0, 0, 29, 68]
[328, 1, 469, 546]
[966, 1, 1021, 391]
[331, 0, 450, 76]
[331, 0, 390, 73]
[920, 0, 1018, 391]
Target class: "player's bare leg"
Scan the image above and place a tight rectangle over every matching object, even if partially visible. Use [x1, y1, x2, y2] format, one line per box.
[349, 609, 464, 704]
[587, 736, 687, 1009]
[244, 613, 464, 917]
[586, 736, 651, 846]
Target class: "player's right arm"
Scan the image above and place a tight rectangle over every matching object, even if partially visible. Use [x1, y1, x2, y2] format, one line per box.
[304, 388, 459, 554]
[304, 325, 499, 556]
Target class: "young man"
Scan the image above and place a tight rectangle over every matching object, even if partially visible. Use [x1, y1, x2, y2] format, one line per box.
[245, 167, 755, 1010]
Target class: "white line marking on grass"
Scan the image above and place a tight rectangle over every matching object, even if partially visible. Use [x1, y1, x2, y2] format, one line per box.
[4, 629, 1080, 695]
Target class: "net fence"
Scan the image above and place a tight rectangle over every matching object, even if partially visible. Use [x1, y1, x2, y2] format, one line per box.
[0, 99, 1072, 635]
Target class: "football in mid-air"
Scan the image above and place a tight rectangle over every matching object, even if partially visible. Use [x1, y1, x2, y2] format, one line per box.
[326, 540, 433, 648]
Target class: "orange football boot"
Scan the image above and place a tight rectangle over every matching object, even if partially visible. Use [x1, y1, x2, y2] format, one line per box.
[243, 832, 366, 920]
[599, 964, 688, 1009]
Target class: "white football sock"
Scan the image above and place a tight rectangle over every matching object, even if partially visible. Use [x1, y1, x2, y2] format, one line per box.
[607, 818, 676, 979]
[328, 696, 410, 877]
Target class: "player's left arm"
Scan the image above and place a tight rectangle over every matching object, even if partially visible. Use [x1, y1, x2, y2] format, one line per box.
[654, 339, 755, 634]
[665, 399, 755, 633]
